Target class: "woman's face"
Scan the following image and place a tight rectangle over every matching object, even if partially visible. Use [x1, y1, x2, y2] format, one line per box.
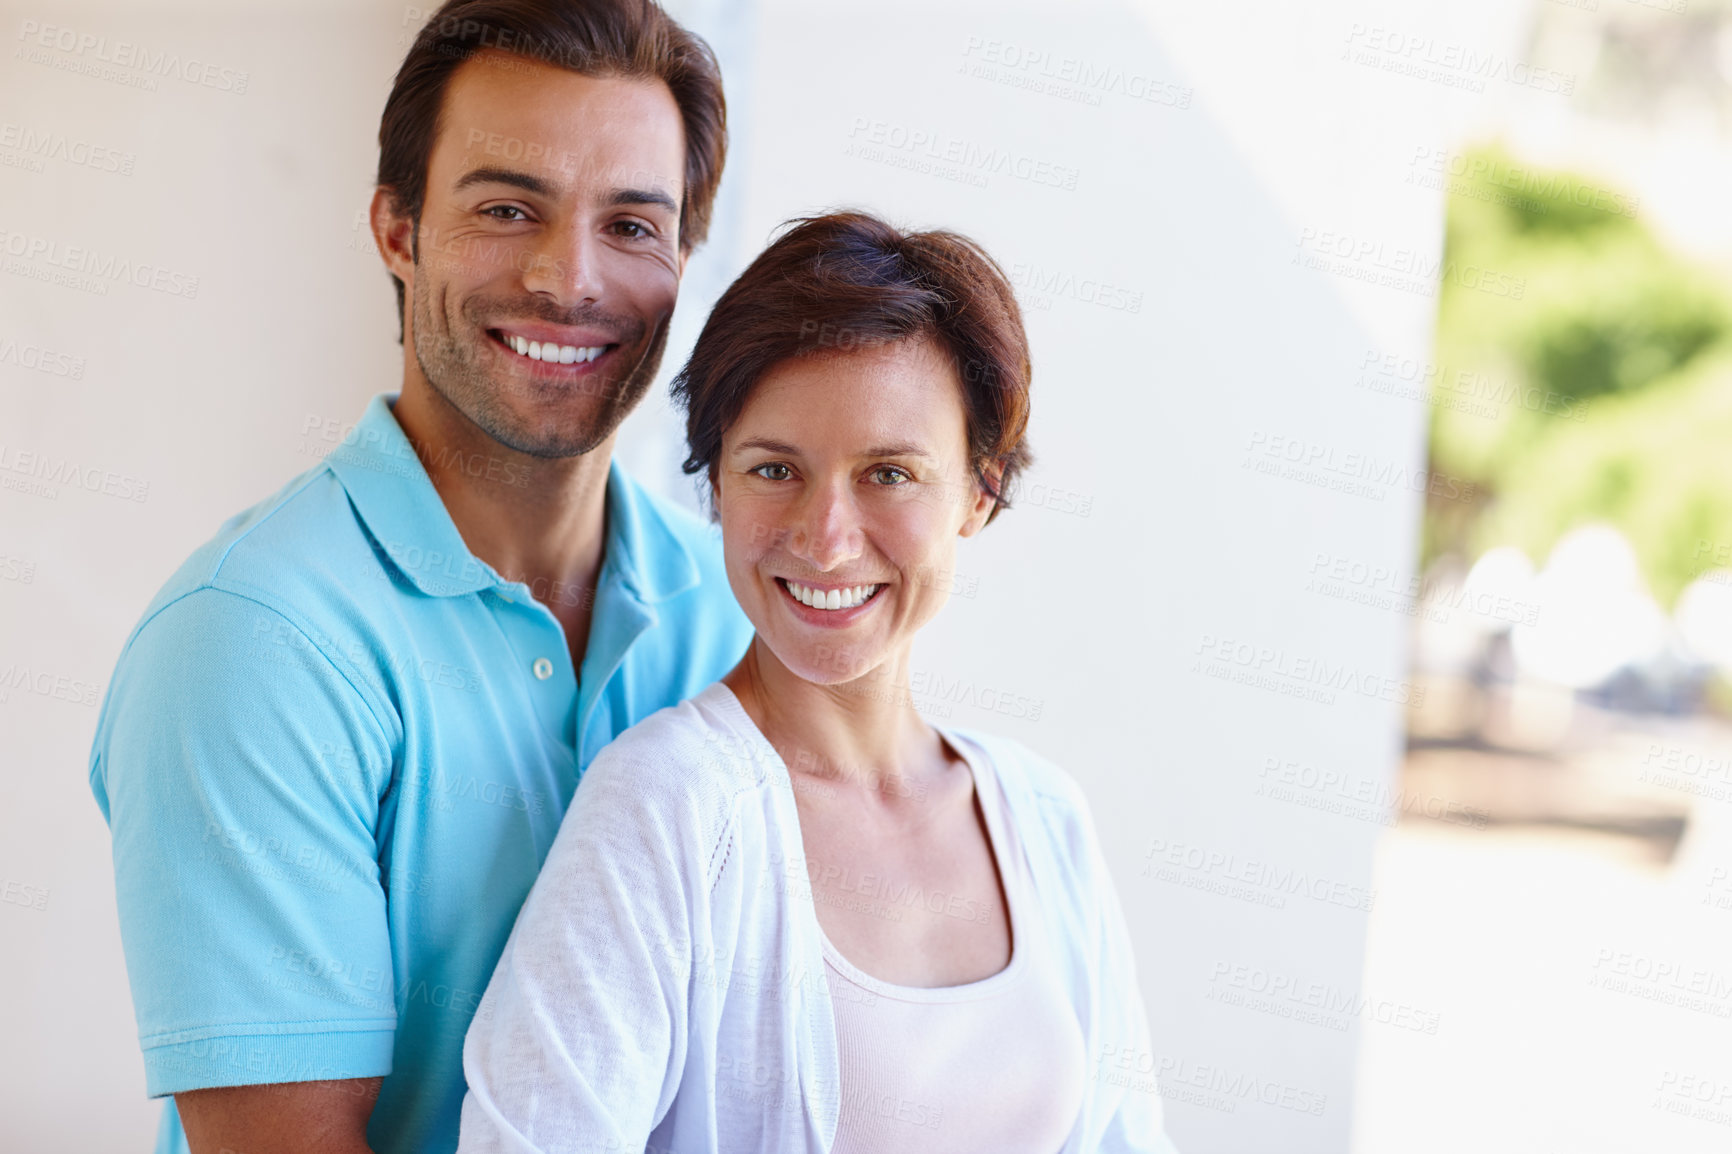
[715, 337, 997, 686]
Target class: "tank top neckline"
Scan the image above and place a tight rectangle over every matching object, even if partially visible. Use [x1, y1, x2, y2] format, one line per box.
[815, 730, 1029, 1002]
[703, 682, 1029, 1003]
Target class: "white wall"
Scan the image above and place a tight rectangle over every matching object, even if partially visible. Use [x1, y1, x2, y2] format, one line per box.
[0, 1, 1464, 1149]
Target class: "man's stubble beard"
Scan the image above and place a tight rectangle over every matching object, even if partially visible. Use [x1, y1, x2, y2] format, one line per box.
[409, 275, 671, 460]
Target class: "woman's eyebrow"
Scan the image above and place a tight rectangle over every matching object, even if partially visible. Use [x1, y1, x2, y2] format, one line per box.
[859, 443, 932, 459]
[730, 437, 934, 459]
[730, 437, 801, 456]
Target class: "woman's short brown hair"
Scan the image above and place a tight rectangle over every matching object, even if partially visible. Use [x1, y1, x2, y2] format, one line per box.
[376, 0, 726, 331]
[671, 211, 1034, 525]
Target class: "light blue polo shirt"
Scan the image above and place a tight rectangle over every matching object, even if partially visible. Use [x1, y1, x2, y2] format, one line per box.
[88, 392, 753, 1154]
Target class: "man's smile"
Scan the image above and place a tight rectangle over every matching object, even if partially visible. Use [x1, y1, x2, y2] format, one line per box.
[486, 324, 620, 369]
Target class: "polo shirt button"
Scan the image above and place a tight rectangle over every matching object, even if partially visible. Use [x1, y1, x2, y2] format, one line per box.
[532, 657, 554, 681]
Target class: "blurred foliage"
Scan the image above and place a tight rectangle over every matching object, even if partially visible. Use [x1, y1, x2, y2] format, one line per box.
[1427, 143, 1732, 604]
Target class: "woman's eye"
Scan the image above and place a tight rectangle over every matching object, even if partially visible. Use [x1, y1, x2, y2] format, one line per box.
[751, 463, 792, 481]
[870, 466, 911, 485]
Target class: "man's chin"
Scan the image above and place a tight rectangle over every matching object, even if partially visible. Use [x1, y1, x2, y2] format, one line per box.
[477, 401, 620, 460]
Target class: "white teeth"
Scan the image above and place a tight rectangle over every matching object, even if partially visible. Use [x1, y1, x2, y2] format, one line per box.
[501, 335, 606, 364]
[784, 580, 879, 611]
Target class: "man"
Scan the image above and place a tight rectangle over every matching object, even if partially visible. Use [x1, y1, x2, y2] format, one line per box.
[87, 3, 748, 1152]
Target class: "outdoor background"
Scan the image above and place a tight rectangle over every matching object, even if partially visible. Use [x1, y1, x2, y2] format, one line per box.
[1, 0, 1723, 1151]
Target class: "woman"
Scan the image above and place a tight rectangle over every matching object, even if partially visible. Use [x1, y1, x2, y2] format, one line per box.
[457, 212, 1178, 1153]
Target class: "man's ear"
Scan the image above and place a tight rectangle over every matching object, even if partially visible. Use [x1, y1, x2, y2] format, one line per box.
[369, 186, 417, 285]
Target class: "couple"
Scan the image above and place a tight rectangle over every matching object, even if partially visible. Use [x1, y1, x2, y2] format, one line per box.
[88, 1, 1175, 1152]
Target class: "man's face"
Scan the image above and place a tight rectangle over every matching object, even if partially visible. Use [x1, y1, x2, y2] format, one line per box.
[391, 51, 688, 458]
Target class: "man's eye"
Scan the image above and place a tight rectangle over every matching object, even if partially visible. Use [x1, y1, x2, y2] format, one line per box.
[751, 463, 792, 481]
[613, 220, 652, 239]
[870, 466, 911, 485]
[483, 205, 528, 222]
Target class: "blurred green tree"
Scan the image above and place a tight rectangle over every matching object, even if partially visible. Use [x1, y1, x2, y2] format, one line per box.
[1427, 144, 1732, 603]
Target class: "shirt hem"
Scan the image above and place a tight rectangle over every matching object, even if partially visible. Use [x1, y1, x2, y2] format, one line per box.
[141, 1025, 396, 1099]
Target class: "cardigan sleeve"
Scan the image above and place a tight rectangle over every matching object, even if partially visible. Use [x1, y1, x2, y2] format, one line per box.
[1085, 826, 1183, 1154]
[456, 738, 717, 1153]
[986, 733, 1182, 1154]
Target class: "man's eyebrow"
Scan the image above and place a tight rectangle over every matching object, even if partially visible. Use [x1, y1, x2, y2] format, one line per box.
[453, 167, 553, 197]
[608, 187, 680, 215]
[450, 169, 678, 216]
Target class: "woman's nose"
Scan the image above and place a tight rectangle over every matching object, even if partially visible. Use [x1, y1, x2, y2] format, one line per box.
[791, 482, 864, 571]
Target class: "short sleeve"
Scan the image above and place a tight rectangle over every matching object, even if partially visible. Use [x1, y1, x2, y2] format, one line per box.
[89, 587, 399, 1096]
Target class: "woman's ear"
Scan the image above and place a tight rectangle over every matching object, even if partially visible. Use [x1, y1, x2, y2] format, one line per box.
[960, 464, 1003, 538]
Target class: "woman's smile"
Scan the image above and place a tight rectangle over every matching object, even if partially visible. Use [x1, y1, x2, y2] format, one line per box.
[774, 575, 887, 624]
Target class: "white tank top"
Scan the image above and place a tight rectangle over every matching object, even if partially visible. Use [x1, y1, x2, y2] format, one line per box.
[819, 734, 1087, 1153]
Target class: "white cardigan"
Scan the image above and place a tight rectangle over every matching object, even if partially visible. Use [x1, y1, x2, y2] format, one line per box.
[457, 681, 1179, 1153]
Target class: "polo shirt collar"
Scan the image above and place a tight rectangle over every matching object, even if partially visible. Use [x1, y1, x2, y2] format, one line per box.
[601, 455, 704, 606]
[327, 393, 702, 605]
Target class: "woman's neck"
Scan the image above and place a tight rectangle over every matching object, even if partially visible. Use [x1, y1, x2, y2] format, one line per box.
[720, 640, 951, 797]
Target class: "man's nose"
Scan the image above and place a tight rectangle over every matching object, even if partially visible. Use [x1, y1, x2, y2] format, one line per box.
[521, 219, 603, 307]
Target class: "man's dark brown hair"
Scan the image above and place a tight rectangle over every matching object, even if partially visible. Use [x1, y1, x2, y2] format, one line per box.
[671, 211, 1034, 526]
[376, 0, 727, 335]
